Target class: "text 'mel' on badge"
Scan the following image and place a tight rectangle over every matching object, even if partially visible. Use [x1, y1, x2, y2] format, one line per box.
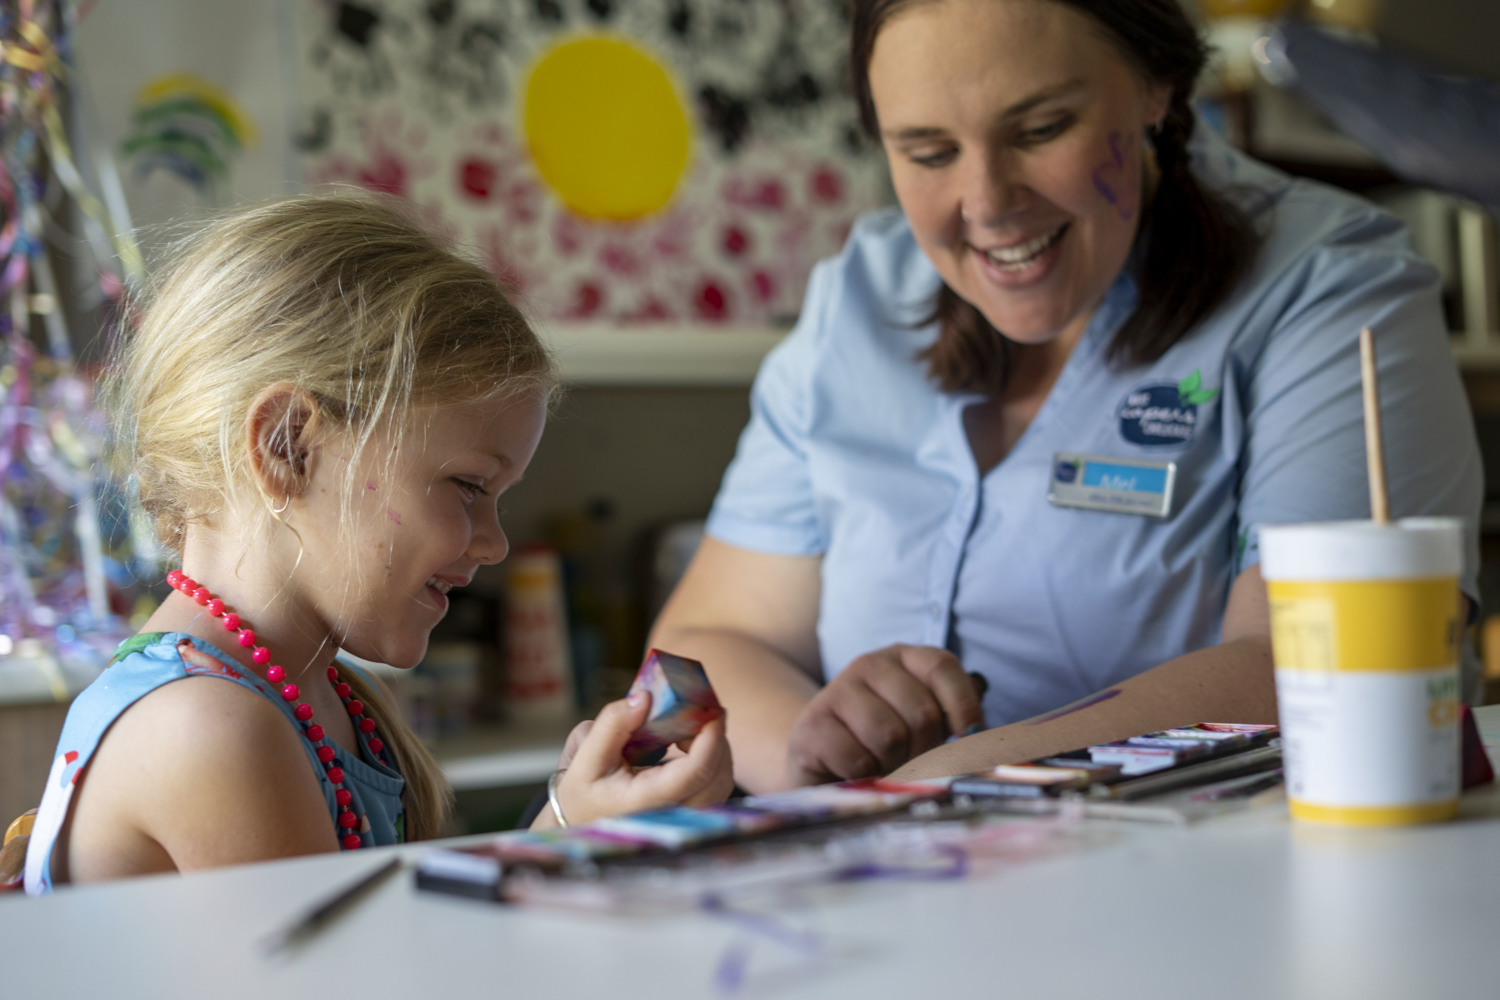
[1048, 452, 1176, 519]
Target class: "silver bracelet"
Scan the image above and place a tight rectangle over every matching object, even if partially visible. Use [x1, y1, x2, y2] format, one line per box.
[546, 768, 568, 828]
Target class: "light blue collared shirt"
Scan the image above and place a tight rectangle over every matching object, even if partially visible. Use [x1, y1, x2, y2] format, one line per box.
[706, 129, 1483, 727]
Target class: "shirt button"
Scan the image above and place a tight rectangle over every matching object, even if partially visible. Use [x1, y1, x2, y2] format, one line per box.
[929, 603, 942, 620]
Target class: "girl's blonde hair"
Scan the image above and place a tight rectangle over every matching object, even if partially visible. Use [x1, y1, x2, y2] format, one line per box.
[106, 192, 556, 839]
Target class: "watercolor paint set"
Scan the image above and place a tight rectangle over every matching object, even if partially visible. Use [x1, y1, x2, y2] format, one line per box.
[418, 776, 950, 888]
[415, 724, 1282, 905]
[948, 724, 1279, 802]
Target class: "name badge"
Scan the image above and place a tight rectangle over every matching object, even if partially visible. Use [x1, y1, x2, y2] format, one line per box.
[1048, 452, 1176, 519]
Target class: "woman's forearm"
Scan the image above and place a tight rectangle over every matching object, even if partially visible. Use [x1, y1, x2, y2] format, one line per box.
[648, 538, 826, 793]
[890, 636, 1278, 781]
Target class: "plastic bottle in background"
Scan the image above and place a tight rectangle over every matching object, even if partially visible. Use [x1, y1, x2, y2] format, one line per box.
[549, 500, 613, 712]
[502, 544, 575, 719]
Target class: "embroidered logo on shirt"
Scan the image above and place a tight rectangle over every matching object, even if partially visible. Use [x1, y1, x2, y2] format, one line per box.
[1118, 371, 1218, 447]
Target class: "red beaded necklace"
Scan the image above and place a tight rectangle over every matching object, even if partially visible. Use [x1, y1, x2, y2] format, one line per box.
[166, 569, 389, 850]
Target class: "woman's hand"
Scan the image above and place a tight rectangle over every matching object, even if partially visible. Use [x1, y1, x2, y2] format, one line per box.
[786, 644, 985, 786]
[538, 691, 734, 829]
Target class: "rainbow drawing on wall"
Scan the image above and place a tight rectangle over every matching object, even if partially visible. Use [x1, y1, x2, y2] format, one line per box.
[119, 74, 259, 198]
[296, 0, 890, 325]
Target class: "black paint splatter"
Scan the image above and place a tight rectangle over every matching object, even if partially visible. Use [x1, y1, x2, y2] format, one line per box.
[667, 1, 691, 40]
[337, 2, 381, 47]
[533, 0, 566, 24]
[690, 4, 851, 154]
[295, 108, 334, 152]
[761, 28, 825, 111]
[699, 85, 751, 153]
[460, 21, 505, 58]
[586, 0, 615, 20]
[711, 10, 746, 44]
[842, 122, 867, 155]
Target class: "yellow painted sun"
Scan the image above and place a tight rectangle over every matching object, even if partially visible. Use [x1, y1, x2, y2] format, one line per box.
[522, 35, 692, 222]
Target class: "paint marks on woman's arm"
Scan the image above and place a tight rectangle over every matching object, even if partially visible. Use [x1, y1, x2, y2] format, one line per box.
[1028, 687, 1121, 724]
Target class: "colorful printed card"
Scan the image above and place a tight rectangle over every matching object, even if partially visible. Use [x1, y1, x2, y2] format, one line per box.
[622, 649, 725, 766]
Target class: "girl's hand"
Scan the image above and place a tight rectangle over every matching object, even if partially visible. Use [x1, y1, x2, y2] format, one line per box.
[538, 691, 734, 829]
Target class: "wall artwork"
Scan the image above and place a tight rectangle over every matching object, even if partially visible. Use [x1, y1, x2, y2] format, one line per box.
[73, 0, 300, 236]
[296, 0, 893, 325]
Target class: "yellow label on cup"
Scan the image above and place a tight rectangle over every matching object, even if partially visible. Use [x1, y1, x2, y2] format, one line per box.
[1268, 578, 1460, 672]
[1267, 576, 1462, 826]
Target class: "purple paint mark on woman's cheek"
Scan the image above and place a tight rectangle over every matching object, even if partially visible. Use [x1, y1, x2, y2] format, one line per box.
[1090, 131, 1137, 220]
[386, 508, 402, 525]
[365, 480, 378, 492]
[1028, 688, 1122, 724]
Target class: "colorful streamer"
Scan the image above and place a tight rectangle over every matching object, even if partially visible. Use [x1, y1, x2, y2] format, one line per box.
[1, 0, 146, 682]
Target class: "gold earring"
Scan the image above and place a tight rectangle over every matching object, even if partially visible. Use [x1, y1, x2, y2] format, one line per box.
[269, 494, 290, 515]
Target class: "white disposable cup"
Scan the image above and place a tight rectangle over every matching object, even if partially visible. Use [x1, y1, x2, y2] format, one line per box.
[1260, 517, 1464, 825]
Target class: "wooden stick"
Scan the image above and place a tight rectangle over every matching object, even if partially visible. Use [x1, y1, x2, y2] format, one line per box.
[1359, 326, 1390, 524]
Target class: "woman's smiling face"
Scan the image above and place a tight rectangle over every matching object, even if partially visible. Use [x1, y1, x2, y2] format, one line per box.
[868, 0, 1168, 349]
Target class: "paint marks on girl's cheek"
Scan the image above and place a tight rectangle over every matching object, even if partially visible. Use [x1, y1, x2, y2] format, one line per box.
[1028, 688, 1121, 724]
[1090, 132, 1137, 220]
[365, 480, 378, 492]
[387, 508, 403, 525]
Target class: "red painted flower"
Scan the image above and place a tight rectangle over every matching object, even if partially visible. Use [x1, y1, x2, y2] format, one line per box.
[811, 165, 844, 204]
[358, 151, 408, 197]
[571, 282, 604, 318]
[696, 281, 729, 320]
[751, 270, 776, 302]
[722, 226, 749, 256]
[459, 157, 498, 200]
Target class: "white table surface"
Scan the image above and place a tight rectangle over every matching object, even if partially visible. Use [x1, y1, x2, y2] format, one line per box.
[6, 709, 1500, 1000]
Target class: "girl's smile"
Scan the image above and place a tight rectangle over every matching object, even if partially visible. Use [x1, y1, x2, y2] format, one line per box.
[291, 389, 548, 669]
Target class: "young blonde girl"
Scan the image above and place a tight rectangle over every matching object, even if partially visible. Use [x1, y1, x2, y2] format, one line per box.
[23, 194, 732, 893]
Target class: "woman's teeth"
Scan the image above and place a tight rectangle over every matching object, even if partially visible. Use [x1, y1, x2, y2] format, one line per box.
[983, 224, 1067, 270]
[426, 577, 452, 595]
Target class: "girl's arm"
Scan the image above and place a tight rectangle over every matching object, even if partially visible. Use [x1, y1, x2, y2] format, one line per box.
[889, 564, 1279, 780]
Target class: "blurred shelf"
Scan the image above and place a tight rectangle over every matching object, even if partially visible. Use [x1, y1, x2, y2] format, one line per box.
[0, 648, 104, 707]
[1257, 155, 1401, 194]
[1453, 337, 1500, 371]
[1480, 503, 1500, 536]
[339, 651, 573, 791]
[535, 322, 788, 386]
[431, 717, 574, 792]
[535, 326, 1500, 384]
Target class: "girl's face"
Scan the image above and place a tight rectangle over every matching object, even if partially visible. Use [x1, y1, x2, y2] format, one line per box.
[868, 0, 1168, 351]
[299, 389, 547, 669]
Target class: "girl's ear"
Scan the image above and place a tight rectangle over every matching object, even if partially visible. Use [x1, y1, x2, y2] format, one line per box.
[245, 385, 322, 505]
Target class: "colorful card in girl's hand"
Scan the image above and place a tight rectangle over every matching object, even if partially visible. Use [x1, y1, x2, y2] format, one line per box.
[622, 649, 725, 766]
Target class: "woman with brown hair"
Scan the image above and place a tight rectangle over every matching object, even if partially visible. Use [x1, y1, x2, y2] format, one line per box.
[650, 0, 1481, 791]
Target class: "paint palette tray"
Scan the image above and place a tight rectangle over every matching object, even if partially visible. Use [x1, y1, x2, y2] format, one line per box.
[415, 724, 1282, 908]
